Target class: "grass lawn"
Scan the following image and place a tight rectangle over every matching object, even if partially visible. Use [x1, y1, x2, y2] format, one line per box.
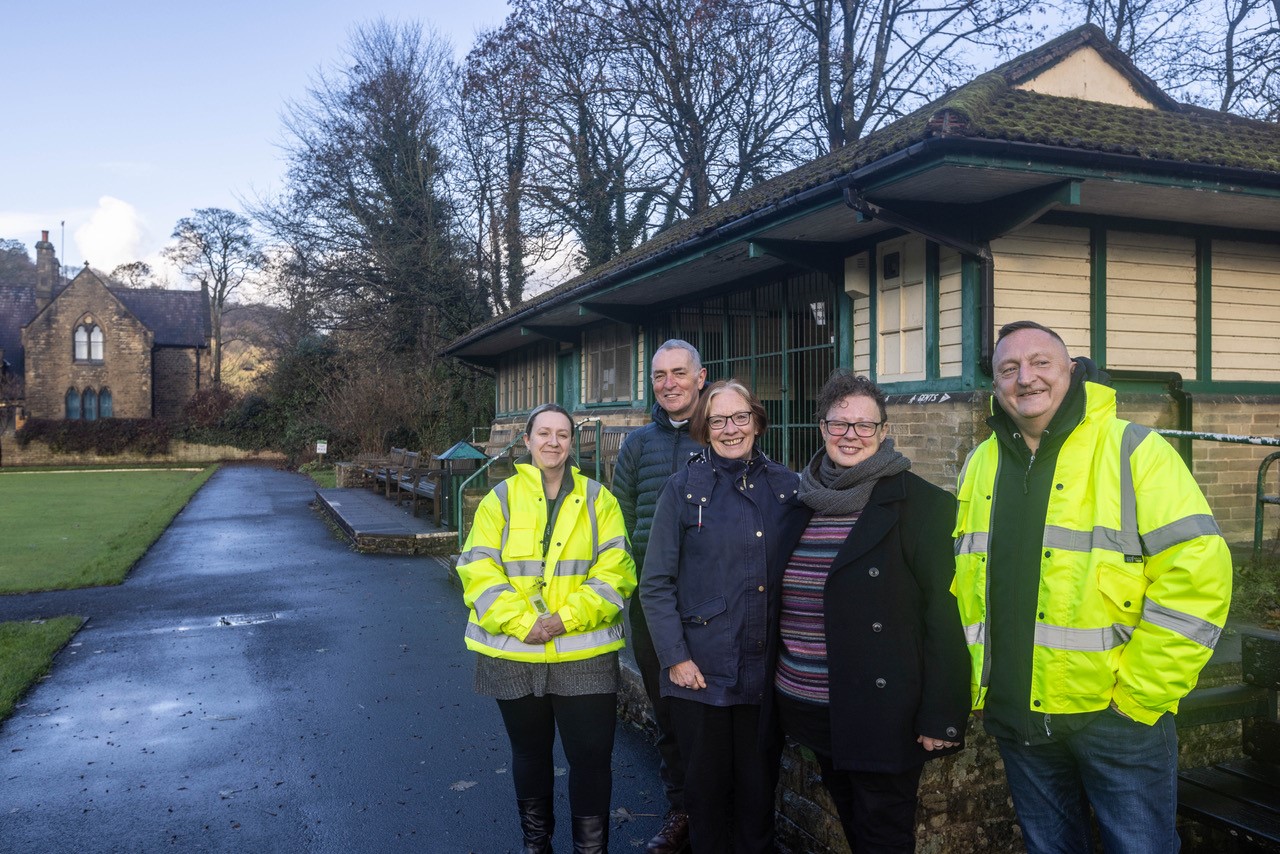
[0, 616, 83, 722]
[0, 466, 217, 594]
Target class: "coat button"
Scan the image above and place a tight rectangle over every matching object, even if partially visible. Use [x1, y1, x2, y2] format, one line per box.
[872, 622, 882, 632]
[755, 531, 762, 537]
[868, 567, 879, 577]
[946, 726, 958, 738]
[1033, 699, 1042, 707]
[686, 493, 692, 499]
[757, 585, 765, 592]
[875, 678, 886, 688]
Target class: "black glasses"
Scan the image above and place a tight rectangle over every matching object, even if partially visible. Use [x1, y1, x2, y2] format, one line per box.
[821, 419, 882, 438]
[706, 411, 753, 430]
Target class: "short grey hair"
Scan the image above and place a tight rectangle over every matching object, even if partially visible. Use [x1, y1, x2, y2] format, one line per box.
[652, 338, 702, 372]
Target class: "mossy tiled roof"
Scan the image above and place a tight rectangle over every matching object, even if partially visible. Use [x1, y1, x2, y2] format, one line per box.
[450, 24, 1280, 350]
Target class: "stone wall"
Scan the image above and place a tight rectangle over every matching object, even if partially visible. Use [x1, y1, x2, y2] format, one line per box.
[21, 275, 153, 419]
[0, 435, 284, 467]
[153, 347, 208, 419]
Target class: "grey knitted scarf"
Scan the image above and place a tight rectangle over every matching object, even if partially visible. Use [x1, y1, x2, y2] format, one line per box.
[798, 437, 910, 516]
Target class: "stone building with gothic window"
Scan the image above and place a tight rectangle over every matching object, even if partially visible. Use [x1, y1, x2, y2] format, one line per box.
[0, 230, 211, 424]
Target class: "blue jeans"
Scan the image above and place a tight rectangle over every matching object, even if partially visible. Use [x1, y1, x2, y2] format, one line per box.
[995, 709, 1179, 854]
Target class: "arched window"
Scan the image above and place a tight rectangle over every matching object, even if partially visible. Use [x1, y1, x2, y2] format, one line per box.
[65, 388, 81, 420]
[99, 388, 113, 418]
[83, 388, 98, 422]
[74, 322, 104, 362]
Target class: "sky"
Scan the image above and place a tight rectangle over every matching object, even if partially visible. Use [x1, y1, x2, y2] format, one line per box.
[0, 0, 513, 283]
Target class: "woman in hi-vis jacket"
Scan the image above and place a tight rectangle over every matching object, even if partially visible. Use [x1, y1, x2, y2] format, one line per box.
[457, 403, 636, 854]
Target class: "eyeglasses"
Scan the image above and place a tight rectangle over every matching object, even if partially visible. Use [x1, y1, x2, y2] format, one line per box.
[821, 419, 882, 438]
[706, 411, 753, 430]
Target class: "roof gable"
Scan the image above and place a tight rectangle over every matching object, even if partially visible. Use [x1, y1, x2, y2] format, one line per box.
[1013, 44, 1158, 109]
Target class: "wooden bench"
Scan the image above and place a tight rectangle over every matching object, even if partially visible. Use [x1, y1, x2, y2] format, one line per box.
[397, 464, 449, 524]
[600, 425, 639, 486]
[1177, 627, 1280, 851]
[366, 448, 416, 497]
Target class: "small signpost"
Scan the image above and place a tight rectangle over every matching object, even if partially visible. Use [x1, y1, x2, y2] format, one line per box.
[316, 440, 328, 460]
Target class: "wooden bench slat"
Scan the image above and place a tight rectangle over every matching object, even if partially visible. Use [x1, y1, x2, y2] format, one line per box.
[1178, 770, 1280, 847]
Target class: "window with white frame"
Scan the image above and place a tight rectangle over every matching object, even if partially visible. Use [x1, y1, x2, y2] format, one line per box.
[877, 237, 926, 381]
[582, 324, 633, 404]
[74, 321, 104, 362]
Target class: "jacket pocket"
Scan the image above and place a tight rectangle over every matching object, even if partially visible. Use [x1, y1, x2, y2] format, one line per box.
[508, 526, 537, 558]
[680, 595, 734, 678]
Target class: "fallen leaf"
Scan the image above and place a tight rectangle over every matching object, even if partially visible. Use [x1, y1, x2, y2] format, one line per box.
[449, 780, 477, 792]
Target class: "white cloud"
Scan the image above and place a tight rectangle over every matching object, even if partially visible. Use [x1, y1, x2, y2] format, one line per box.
[73, 197, 150, 273]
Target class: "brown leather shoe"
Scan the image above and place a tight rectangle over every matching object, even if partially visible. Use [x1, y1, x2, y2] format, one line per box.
[646, 809, 690, 854]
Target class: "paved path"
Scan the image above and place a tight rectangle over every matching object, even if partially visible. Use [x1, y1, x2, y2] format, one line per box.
[0, 465, 667, 852]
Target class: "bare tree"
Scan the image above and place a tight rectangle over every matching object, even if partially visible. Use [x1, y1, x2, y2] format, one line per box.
[455, 19, 543, 312]
[781, 0, 1042, 152]
[163, 208, 262, 385]
[597, 0, 813, 217]
[109, 260, 160, 289]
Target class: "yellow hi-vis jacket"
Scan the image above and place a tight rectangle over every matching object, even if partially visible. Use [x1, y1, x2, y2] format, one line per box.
[952, 382, 1232, 725]
[458, 463, 636, 663]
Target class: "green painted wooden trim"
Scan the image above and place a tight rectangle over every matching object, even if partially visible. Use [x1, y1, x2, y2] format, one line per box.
[1091, 227, 1107, 367]
[960, 254, 981, 389]
[1041, 210, 1280, 244]
[877, 378, 977, 395]
[868, 246, 879, 383]
[836, 290, 855, 370]
[1182, 381, 1280, 395]
[877, 153, 1280, 202]
[926, 241, 940, 380]
[1197, 238, 1213, 383]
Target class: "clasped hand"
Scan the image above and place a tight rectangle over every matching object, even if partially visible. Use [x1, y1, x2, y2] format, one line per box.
[523, 613, 567, 644]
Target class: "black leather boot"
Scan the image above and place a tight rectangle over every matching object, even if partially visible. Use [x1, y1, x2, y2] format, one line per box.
[517, 796, 555, 854]
[571, 814, 609, 854]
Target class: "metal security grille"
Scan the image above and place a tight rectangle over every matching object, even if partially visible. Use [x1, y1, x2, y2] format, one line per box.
[653, 272, 837, 471]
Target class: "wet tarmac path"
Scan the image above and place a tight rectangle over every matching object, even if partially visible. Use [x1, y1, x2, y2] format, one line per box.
[0, 465, 668, 852]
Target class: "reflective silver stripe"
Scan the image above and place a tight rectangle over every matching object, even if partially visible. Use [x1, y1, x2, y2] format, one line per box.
[583, 577, 625, 610]
[505, 560, 545, 577]
[555, 623, 624, 652]
[598, 535, 630, 555]
[1141, 514, 1222, 556]
[1034, 622, 1131, 652]
[551, 559, 593, 577]
[1120, 423, 1150, 552]
[1143, 599, 1222, 649]
[1042, 525, 1141, 555]
[955, 532, 988, 556]
[466, 621, 545, 653]
[963, 621, 986, 646]
[494, 481, 511, 553]
[586, 479, 601, 564]
[474, 583, 515, 619]
[459, 545, 502, 566]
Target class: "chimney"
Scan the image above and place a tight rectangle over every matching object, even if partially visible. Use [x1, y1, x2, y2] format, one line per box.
[34, 229, 59, 309]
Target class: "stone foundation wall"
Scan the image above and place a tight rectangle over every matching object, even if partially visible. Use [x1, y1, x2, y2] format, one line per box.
[0, 435, 284, 467]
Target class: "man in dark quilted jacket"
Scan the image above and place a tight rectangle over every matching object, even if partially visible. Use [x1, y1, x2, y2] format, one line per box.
[613, 339, 706, 854]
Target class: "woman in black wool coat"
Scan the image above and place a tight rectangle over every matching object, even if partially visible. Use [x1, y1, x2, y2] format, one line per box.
[772, 370, 970, 853]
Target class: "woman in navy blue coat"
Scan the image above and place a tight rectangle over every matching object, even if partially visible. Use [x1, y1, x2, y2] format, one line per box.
[640, 379, 809, 854]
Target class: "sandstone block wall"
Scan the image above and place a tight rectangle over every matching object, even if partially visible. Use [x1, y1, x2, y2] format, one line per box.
[153, 347, 207, 419]
[21, 278, 153, 419]
[0, 436, 284, 467]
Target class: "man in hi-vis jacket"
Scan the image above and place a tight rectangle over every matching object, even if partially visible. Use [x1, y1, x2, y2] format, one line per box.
[952, 320, 1231, 854]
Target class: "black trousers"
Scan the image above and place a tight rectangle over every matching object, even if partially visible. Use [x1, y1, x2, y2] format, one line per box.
[668, 697, 782, 854]
[629, 595, 687, 812]
[496, 692, 617, 816]
[813, 751, 924, 854]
